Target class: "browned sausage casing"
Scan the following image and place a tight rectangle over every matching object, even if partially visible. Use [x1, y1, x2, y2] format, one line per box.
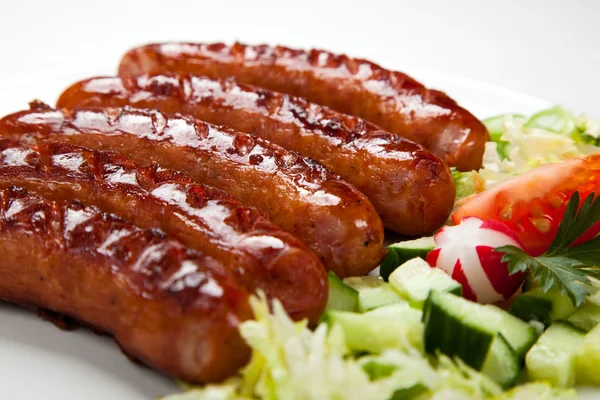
[0, 187, 252, 382]
[0, 102, 385, 277]
[0, 139, 327, 322]
[118, 42, 489, 171]
[57, 75, 456, 234]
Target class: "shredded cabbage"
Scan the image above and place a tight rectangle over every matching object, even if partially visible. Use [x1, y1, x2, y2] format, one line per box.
[479, 107, 600, 189]
[163, 293, 504, 400]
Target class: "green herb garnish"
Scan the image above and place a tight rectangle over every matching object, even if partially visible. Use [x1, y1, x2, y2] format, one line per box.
[496, 192, 600, 306]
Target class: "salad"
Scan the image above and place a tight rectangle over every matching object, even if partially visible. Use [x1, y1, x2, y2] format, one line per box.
[164, 107, 600, 399]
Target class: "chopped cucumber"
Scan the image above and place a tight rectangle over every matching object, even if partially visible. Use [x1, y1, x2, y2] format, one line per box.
[567, 301, 600, 332]
[379, 237, 436, 281]
[343, 276, 405, 312]
[423, 290, 501, 369]
[389, 258, 461, 309]
[484, 305, 538, 361]
[481, 334, 520, 388]
[366, 303, 422, 324]
[525, 322, 584, 387]
[509, 287, 576, 326]
[322, 310, 422, 353]
[326, 272, 359, 312]
[423, 289, 535, 381]
[575, 323, 600, 385]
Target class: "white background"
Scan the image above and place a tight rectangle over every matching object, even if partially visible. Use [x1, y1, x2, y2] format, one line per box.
[0, 0, 598, 115]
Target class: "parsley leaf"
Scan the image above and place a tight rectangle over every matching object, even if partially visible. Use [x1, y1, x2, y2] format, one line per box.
[495, 192, 600, 307]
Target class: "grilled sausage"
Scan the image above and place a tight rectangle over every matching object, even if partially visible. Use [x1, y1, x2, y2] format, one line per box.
[0, 102, 385, 277]
[0, 186, 252, 382]
[0, 139, 327, 321]
[118, 42, 489, 171]
[57, 74, 455, 234]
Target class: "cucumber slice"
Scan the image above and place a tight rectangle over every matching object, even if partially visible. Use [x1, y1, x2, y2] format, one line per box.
[567, 302, 600, 332]
[423, 290, 500, 369]
[525, 322, 584, 387]
[379, 237, 436, 281]
[343, 276, 404, 312]
[423, 290, 536, 375]
[389, 258, 461, 309]
[326, 272, 359, 312]
[509, 287, 576, 326]
[366, 303, 422, 324]
[484, 305, 538, 361]
[322, 310, 422, 353]
[481, 334, 521, 388]
[575, 323, 600, 385]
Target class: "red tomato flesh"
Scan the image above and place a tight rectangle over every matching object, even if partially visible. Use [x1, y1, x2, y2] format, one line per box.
[452, 154, 600, 256]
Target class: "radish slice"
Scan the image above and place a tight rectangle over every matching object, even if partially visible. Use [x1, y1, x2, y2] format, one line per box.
[426, 217, 525, 304]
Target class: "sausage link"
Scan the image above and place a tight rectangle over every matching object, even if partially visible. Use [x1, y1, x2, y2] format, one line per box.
[58, 75, 455, 234]
[0, 139, 327, 321]
[0, 102, 385, 277]
[0, 187, 251, 382]
[118, 42, 489, 171]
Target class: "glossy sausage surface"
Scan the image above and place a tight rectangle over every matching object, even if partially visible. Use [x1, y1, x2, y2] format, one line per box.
[118, 42, 489, 171]
[0, 139, 327, 321]
[0, 102, 385, 277]
[58, 75, 455, 234]
[0, 187, 251, 382]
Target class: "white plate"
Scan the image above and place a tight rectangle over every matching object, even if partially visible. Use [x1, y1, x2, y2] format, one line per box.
[0, 69, 595, 399]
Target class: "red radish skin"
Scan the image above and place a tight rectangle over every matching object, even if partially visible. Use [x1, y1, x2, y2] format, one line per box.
[426, 217, 525, 304]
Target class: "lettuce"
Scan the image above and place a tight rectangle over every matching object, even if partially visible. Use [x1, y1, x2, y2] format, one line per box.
[479, 107, 600, 189]
[451, 168, 486, 201]
[237, 294, 396, 400]
[163, 293, 506, 400]
[493, 382, 578, 399]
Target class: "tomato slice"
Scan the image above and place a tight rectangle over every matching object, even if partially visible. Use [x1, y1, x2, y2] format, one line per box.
[452, 154, 600, 256]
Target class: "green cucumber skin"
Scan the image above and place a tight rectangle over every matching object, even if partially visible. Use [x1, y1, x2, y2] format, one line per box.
[380, 249, 402, 282]
[382, 248, 432, 282]
[423, 291, 494, 370]
[510, 288, 576, 326]
[448, 285, 463, 297]
[509, 295, 554, 326]
[326, 272, 359, 312]
[380, 239, 435, 281]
